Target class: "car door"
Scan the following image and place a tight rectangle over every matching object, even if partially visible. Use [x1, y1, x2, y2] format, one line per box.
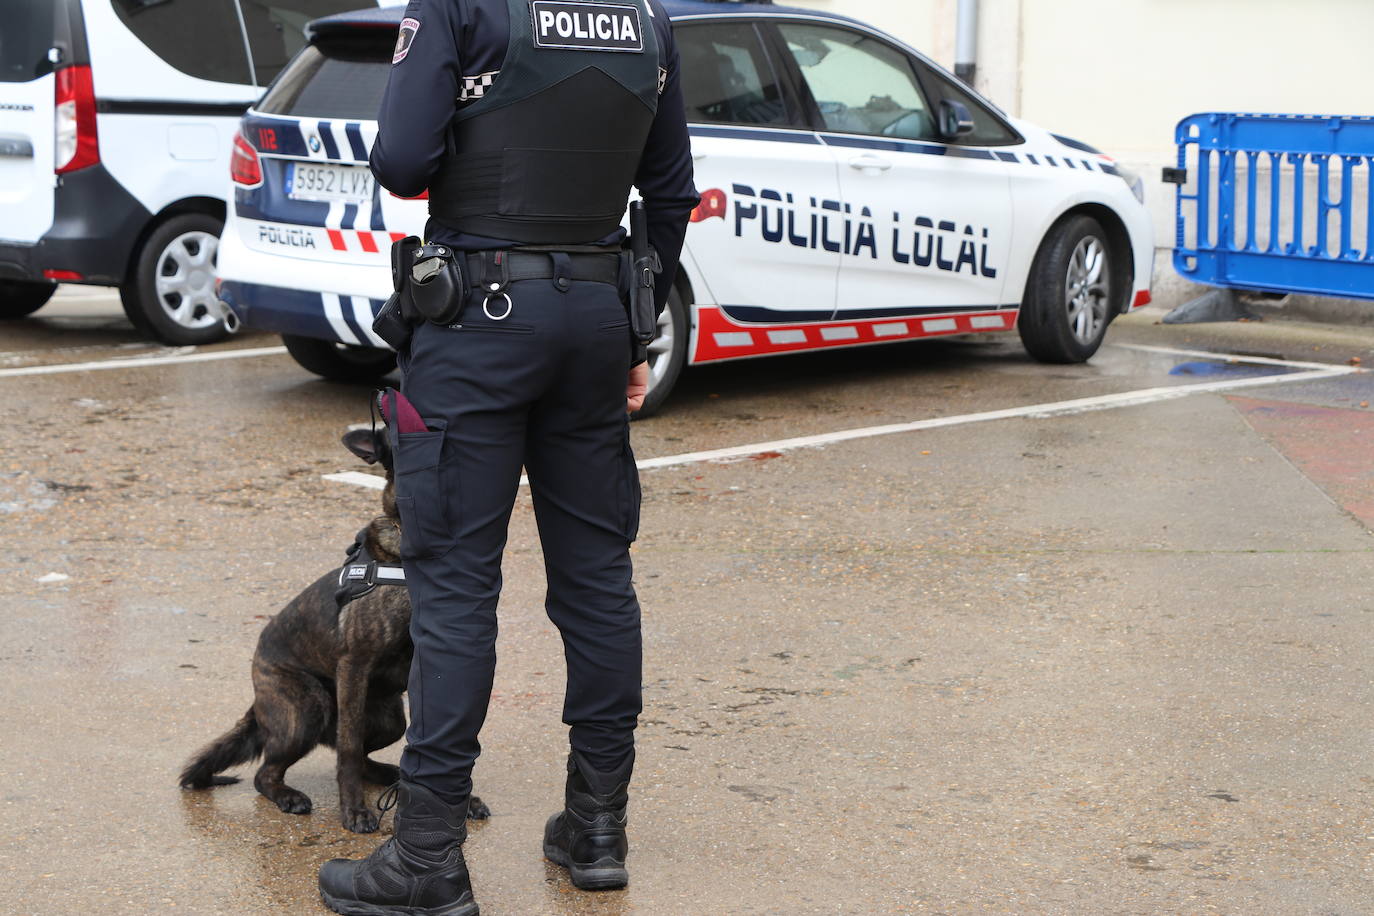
[675, 18, 840, 325]
[774, 20, 1015, 329]
[0, 0, 62, 247]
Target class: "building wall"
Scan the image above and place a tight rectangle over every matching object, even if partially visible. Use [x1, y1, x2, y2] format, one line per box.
[785, 0, 1374, 284]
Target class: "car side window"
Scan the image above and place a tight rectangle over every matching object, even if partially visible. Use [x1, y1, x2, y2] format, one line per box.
[777, 22, 936, 142]
[919, 67, 1020, 146]
[0, 0, 55, 83]
[111, 0, 254, 86]
[238, 0, 373, 86]
[676, 22, 793, 128]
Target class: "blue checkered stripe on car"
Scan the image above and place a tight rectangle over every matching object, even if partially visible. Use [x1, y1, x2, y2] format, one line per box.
[687, 125, 1118, 173]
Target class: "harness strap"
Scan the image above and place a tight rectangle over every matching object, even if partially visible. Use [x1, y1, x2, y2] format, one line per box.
[336, 525, 407, 610]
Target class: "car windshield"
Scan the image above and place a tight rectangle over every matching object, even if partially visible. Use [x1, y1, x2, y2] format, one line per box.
[0, 0, 55, 83]
[257, 36, 392, 120]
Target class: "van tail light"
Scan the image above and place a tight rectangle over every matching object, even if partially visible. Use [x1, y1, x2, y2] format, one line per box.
[230, 131, 263, 187]
[55, 65, 99, 174]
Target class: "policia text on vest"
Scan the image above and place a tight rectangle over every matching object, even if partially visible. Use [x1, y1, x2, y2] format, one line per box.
[533, 2, 645, 51]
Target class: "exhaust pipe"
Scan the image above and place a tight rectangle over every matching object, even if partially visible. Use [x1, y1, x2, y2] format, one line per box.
[216, 299, 241, 334]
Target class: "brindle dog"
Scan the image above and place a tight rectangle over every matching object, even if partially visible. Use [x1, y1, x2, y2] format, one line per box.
[180, 426, 488, 833]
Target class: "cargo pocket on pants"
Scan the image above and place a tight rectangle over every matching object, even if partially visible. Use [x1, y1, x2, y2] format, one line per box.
[393, 421, 455, 561]
[619, 422, 641, 543]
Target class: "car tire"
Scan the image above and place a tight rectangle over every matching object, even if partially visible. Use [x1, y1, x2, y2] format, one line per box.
[631, 283, 689, 420]
[121, 212, 229, 346]
[1017, 214, 1115, 364]
[0, 279, 57, 319]
[283, 334, 397, 382]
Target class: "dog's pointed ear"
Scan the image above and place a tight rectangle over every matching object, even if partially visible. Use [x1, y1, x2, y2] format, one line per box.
[342, 429, 382, 464]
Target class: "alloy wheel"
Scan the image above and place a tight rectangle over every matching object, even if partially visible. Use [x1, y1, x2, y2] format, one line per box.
[1064, 235, 1108, 346]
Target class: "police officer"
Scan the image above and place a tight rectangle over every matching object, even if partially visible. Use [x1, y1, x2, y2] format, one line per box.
[317, 0, 697, 913]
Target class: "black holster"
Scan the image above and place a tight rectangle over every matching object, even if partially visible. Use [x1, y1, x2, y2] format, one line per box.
[625, 200, 659, 365]
[372, 235, 421, 351]
[409, 243, 466, 325]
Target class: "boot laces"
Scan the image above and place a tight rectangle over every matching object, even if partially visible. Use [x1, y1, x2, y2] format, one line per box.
[377, 782, 400, 815]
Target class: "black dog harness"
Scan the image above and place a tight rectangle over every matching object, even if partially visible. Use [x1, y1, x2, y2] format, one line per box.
[335, 527, 407, 609]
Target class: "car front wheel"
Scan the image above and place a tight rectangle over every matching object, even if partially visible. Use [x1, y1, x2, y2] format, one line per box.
[283, 334, 397, 382]
[0, 279, 57, 319]
[631, 284, 689, 419]
[1017, 214, 1115, 363]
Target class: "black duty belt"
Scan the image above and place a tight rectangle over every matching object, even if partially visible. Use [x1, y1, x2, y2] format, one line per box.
[465, 250, 621, 288]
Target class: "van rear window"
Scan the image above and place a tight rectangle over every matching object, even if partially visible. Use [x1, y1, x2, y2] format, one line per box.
[239, 0, 379, 85]
[256, 44, 391, 121]
[0, 0, 55, 83]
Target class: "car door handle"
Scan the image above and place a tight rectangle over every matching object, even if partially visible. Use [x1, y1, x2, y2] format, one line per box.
[849, 154, 892, 172]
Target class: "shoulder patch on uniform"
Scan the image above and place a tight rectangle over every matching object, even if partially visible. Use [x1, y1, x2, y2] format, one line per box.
[393, 17, 420, 65]
[530, 1, 645, 53]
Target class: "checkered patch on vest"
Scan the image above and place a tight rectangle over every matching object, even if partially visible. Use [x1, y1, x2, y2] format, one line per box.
[658, 66, 667, 95]
[459, 70, 500, 102]
[530, 1, 645, 53]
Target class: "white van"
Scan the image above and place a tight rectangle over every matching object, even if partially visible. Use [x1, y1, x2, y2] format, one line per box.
[0, 0, 379, 343]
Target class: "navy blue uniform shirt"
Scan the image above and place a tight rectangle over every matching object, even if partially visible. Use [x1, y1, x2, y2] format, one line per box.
[371, 0, 699, 313]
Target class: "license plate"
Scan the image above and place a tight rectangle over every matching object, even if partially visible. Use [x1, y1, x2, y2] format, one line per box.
[285, 162, 375, 203]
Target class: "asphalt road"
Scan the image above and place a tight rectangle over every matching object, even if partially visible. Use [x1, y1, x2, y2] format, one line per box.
[2, 289, 1372, 915]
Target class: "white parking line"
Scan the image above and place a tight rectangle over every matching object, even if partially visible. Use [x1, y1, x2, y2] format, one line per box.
[324, 345, 1361, 490]
[0, 345, 288, 378]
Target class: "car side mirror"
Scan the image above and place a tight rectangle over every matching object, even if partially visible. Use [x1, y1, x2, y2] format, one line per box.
[938, 99, 975, 140]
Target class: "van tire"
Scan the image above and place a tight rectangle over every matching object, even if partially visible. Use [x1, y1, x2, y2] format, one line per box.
[631, 285, 688, 420]
[283, 335, 397, 382]
[0, 280, 57, 319]
[1017, 214, 1115, 364]
[121, 213, 229, 346]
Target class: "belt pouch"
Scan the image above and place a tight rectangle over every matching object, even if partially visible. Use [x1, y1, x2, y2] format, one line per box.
[372, 290, 412, 351]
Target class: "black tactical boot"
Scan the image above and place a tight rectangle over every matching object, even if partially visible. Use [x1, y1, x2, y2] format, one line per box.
[542, 752, 631, 890]
[319, 781, 479, 916]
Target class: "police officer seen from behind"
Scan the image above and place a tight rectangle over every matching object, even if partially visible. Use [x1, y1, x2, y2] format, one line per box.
[318, 0, 697, 913]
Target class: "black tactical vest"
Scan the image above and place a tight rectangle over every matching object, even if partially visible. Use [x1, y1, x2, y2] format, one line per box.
[428, 0, 661, 244]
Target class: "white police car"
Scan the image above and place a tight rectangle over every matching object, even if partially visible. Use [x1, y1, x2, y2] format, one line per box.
[217, 0, 1153, 415]
[0, 0, 380, 343]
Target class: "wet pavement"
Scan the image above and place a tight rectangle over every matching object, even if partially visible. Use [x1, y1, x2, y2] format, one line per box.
[3, 290, 1373, 914]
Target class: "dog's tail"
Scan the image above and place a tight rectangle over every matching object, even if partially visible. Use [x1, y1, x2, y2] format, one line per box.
[179, 707, 263, 789]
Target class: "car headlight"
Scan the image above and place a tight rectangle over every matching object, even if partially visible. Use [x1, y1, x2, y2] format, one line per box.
[1113, 163, 1145, 205]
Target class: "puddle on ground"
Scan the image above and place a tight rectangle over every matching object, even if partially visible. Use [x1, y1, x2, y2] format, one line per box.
[1169, 360, 1295, 379]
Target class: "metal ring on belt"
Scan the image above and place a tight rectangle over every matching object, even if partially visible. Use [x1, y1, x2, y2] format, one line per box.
[465, 251, 622, 287]
[482, 292, 514, 321]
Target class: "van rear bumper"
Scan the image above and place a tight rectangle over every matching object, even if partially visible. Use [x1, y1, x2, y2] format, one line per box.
[0, 163, 150, 285]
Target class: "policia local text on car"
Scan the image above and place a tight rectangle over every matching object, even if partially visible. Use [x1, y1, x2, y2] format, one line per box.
[316, 1, 698, 915]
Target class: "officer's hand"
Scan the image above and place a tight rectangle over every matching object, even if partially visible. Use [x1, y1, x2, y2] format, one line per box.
[626, 362, 649, 414]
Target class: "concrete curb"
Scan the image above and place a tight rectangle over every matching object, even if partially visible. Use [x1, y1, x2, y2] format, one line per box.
[1149, 261, 1374, 328]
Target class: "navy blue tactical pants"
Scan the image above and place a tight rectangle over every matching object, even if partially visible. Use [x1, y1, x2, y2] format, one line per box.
[393, 273, 641, 803]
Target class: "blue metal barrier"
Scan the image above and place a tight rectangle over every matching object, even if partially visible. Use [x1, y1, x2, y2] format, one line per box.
[1173, 112, 1374, 301]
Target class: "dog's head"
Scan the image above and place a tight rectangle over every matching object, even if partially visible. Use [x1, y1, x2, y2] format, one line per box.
[341, 426, 397, 519]
[342, 427, 402, 562]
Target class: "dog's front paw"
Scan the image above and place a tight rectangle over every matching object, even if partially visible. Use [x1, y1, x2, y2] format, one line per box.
[343, 806, 381, 834]
[467, 795, 491, 820]
[273, 789, 313, 816]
